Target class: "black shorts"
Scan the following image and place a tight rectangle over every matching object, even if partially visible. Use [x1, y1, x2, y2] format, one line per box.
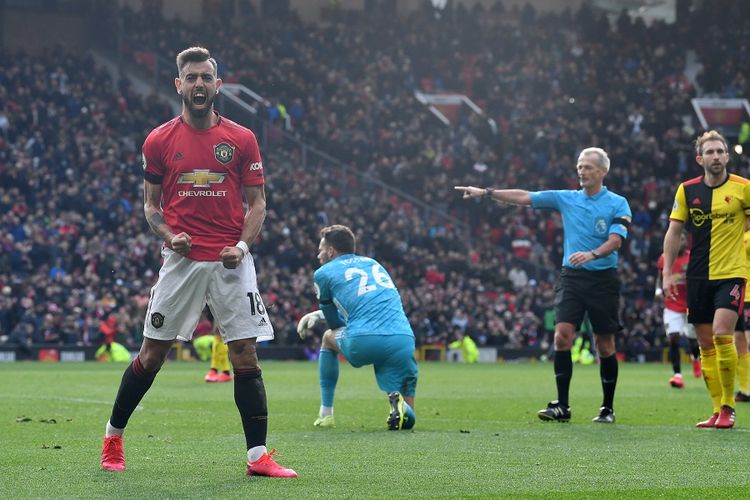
[741, 301, 750, 332]
[737, 303, 749, 332]
[687, 278, 746, 325]
[554, 267, 622, 335]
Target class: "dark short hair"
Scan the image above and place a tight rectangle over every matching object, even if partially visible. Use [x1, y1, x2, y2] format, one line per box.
[695, 130, 728, 156]
[176, 46, 218, 77]
[320, 225, 356, 254]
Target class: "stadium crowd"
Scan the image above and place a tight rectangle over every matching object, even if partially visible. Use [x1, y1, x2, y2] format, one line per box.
[1, 0, 749, 359]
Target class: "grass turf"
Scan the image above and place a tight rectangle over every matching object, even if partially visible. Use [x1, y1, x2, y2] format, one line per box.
[2, 360, 750, 498]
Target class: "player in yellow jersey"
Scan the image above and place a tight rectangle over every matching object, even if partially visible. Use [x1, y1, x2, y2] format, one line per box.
[734, 230, 750, 401]
[663, 130, 750, 429]
[203, 308, 232, 383]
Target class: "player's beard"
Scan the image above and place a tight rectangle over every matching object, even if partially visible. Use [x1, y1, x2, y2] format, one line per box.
[183, 91, 215, 119]
[708, 161, 725, 176]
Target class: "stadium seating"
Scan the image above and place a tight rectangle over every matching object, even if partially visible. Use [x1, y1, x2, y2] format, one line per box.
[1, 1, 749, 359]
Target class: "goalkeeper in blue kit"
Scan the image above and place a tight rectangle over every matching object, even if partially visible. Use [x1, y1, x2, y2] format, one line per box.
[297, 225, 418, 430]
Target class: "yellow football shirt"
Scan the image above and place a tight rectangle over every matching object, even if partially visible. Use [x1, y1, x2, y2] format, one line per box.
[670, 174, 750, 280]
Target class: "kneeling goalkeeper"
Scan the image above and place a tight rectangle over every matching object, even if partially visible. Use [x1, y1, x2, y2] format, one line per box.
[297, 225, 418, 430]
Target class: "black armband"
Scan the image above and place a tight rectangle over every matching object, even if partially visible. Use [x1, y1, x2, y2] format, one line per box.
[612, 217, 630, 229]
[144, 172, 163, 184]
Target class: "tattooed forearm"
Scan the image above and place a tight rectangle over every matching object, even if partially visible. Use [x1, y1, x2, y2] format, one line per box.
[144, 181, 172, 240]
[146, 212, 172, 240]
[147, 212, 166, 232]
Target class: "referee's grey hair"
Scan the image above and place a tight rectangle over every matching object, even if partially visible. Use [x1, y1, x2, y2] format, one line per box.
[578, 147, 610, 172]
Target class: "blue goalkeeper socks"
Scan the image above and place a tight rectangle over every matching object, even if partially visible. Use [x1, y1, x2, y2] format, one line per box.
[319, 348, 339, 408]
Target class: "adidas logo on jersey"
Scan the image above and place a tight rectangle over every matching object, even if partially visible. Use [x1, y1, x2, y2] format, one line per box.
[257, 317, 268, 327]
[691, 197, 701, 205]
[173, 152, 184, 161]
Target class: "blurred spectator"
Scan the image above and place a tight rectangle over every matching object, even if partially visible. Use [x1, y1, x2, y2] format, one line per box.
[1, 1, 749, 359]
[448, 327, 479, 364]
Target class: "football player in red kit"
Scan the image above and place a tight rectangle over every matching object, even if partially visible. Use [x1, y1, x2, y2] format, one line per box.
[100, 46, 296, 478]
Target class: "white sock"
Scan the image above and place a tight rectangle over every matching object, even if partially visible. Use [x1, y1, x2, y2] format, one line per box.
[106, 420, 124, 437]
[319, 406, 334, 417]
[247, 445, 267, 463]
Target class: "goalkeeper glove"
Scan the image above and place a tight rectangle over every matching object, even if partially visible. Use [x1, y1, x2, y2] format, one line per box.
[297, 310, 325, 338]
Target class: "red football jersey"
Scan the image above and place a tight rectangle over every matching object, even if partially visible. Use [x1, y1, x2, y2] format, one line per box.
[658, 250, 690, 313]
[142, 114, 264, 261]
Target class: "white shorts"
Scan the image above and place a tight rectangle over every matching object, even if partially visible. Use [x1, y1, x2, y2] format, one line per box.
[143, 248, 274, 343]
[663, 308, 696, 339]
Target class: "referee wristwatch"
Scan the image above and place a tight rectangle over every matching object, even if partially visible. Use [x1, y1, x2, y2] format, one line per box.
[590, 250, 601, 259]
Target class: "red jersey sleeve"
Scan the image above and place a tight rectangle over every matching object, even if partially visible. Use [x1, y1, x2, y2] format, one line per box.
[142, 130, 166, 183]
[240, 131, 265, 186]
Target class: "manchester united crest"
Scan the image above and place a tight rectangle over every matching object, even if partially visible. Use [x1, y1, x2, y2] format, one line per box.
[214, 143, 234, 164]
[151, 312, 165, 329]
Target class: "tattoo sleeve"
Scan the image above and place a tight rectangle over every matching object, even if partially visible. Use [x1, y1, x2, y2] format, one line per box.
[147, 212, 168, 236]
[143, 181, 174, 242]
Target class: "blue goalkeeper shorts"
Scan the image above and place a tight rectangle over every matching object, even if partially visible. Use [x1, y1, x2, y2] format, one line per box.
[335, 331, 418, 398]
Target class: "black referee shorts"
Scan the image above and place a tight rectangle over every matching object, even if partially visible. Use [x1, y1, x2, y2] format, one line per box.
[554, 267, 622, 335]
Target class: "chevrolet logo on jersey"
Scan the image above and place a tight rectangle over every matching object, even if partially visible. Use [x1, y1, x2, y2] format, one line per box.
[178, 170, 226, 187]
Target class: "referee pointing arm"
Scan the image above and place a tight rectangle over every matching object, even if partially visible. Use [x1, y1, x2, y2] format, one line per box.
[456, 147, 632, 424]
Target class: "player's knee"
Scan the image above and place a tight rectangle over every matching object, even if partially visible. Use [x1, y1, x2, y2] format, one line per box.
[138, 353, 165, 373]
[227, 339, 259, 368]
[554, 338, 573, 351]
[322, 330, 339, 351]
[553, 331, 574, 350]
[138, 342, 170, 372]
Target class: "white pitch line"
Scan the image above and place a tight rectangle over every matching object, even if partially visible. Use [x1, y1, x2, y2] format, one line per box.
[12, 394, 143, 411]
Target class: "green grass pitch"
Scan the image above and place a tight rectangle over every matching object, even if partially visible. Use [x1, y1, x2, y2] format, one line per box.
[2, 360, 750, 499]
